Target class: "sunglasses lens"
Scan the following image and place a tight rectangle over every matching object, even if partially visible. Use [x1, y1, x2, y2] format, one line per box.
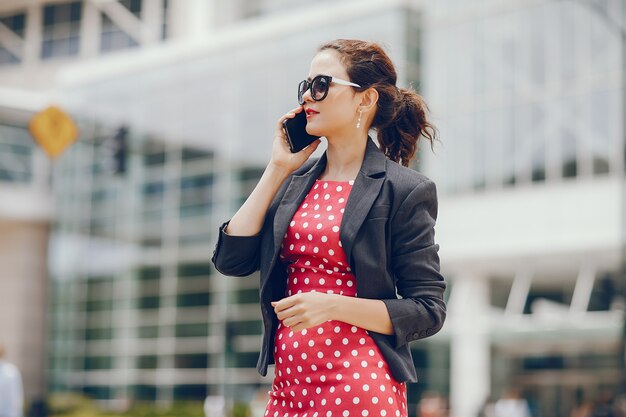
[297, 80, 307, 104]
[311, 77, 329, 100]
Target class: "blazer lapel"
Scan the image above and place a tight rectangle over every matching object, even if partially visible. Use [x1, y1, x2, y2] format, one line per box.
[270, 154, 328, 269]
[340, 136, 387, 267]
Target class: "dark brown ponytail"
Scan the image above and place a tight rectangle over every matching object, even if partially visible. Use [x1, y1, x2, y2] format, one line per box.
[318, 39, 439, 167]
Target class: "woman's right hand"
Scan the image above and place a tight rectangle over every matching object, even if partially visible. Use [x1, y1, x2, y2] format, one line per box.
[269, 106, 322, 174]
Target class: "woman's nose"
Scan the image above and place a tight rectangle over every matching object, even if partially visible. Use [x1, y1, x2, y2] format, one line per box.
[301, 86, 313, 102]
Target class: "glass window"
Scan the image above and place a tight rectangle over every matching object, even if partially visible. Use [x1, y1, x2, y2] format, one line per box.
[175, 354, 208, 369]
[0, 12, 25, 66]
[100, 12, 139, 52]
[136, 355, 157, 369]
[173, 384, 207, 401]
[178, 262, 212, 278]
[42, 2, 82, 60]
[175, 323, 209, 338]
[138, 326, 159, 339]
[137, 296, 160, 310]
[177, 292, 210, 308]
[84, 356, 112, 370]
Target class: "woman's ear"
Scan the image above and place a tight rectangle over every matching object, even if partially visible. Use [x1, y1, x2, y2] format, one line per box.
[359, 87, 379, 113]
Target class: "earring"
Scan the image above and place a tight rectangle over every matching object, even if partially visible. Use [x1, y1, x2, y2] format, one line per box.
[356, 109, 362, 129]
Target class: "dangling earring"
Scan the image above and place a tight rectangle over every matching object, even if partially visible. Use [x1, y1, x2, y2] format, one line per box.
[356, 109, 362, 129]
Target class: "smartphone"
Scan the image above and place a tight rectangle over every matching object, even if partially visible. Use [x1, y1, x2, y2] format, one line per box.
[282, 110, 320, 153]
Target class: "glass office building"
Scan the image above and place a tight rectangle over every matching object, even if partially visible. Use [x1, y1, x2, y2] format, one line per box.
[421, 1, 626, 416]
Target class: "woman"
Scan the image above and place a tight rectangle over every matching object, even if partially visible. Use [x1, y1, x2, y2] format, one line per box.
[211, 39, 446, 416]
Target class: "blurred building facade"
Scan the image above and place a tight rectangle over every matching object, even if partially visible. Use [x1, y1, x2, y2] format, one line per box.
[1, 0, 625, 417]
[424, 1, 626, 417]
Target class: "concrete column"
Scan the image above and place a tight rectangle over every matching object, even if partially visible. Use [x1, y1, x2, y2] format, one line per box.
[80, 0, 101, 58]
[0, 220, 49, 409]
[23, 4, 42, 66]
[449, 273, 491, 417]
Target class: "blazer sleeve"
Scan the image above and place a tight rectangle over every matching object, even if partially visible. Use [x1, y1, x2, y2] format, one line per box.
[211, 220, 261, 277]
[382, 178, 447, 349]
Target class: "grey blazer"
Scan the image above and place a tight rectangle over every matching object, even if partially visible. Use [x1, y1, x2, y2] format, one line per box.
[211, 136, 446, 383]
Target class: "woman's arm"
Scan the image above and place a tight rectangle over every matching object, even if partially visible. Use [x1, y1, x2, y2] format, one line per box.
[225, 106, 321, 237]
[272, 293, 393, 334]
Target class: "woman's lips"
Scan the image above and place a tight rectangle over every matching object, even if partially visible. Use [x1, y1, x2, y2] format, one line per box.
[305, 109, 319, 119]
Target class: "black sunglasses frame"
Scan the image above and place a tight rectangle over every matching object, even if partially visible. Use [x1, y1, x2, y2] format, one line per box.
[297, 75, 361, 105]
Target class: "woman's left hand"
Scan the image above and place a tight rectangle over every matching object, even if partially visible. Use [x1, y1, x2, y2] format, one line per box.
[271, 292, 337, 332]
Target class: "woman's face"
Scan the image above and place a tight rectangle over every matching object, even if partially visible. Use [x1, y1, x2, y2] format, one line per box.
[301, 49, 361, 138]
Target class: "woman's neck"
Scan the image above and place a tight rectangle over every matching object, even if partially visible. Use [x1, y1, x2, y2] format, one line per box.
[319, 132, 368, 181]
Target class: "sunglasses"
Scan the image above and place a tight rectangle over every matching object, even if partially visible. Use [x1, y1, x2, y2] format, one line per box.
[298, 75, 361, 105]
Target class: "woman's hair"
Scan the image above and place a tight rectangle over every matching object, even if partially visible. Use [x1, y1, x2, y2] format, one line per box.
[318, 39, 439, 167]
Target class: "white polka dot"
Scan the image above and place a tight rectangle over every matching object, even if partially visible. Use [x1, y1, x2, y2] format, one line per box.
[313, 247, 319, 253]
[308, 234, 313, 241]
[343, 361, 350, 368]
[329, 249, 335, 255]
[308, 340, 314, 347]
[378, 361, 384, 368]
[327, 206, 333, 211]
[303, 222, 308, 228]
[316, 223, 323, 230]
[340, 208, 345, 213]
[314, 204, 320, 210]
[323, 183, 328, 189]
[336, 186, 343, 192]
[314, 184, 319, 189]
[326, 363, 333, 369]
[371, 373, 377, 379]
[351, 350, 358, 356]
[349, 180, 355, 185]
[359, 338, 366, 345]
[288, 354, 293, 361]
[301, 212, 307, 217]
[372, 397, 379, 404]
[353, 397, 360, 405]
[301, 353, 307, 360]
[344, 385, 351, 392]
[353, 372, 360, 379]
[321, 236, 328, 242]
[337, 374, 343, 380]
[339, 198, 345, 203]
[290, 221, 296, 226]
[381, 411, 386, 417]
[300, 245, 306, 252]
[361, 360, 368, 367]
[289, 244, 294, 250]
[363, 384, 369, 391]
[316, 387, 321, 394]
[334, 326, 341, 333]
[380, 385, 386, 392]
[319, 278, 325, 285]
[337, 279, 342, 285]
[388, 397, 393, 404]
[362, 411, 369, 417]
[317, 352, 324, 358]
[325, 339, 332, 346]
[369, 349, 375, 356]
[297, 365, 302, 372]
[314, 194, 319, 199]
[334, 350, 341, 357]
[347, 281, 353, 287]
[304, 278, 310, 284]
[351, 326, 358, 333]
[303, 203, 308, 208]
[318, 327, 324, 334]
[324, 194, 330, 200]
[328, 215, 335, 220]
[334, 397, 340, 404]
[295, 233, 300, 239]
[321, 398, 326, 405]
[332, 226, 340, 232]
[342, 338, 349, 345]
[320, 375, 326, 382]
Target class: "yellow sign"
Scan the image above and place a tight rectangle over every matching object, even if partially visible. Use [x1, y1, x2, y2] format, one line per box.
[28, 105, 79, 158]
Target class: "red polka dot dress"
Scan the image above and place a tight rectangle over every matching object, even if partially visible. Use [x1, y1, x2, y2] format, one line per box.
[265, 179, 407, 417]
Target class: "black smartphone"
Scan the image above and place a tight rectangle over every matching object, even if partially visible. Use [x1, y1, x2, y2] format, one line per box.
[282, 110, 320, 153]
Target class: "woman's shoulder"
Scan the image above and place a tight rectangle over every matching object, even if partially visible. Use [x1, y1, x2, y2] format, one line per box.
[384, 158, 435, 191]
